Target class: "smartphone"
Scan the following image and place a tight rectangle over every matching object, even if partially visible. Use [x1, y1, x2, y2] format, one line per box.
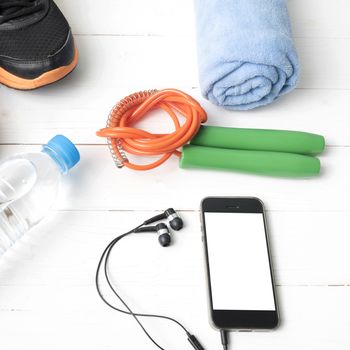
[200, 197, 279, 330]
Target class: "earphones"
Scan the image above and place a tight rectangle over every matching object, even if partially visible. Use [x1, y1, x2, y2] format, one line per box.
[137, 208, 184, 247]
[95, 209, 207, 350]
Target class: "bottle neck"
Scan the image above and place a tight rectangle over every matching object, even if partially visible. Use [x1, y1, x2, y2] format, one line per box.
[41, 146, 69, 174]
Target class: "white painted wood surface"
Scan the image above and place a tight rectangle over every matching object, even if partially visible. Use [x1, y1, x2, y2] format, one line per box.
[1, 1, 350, 349]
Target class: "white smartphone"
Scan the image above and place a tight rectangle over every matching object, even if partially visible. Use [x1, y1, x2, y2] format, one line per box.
[200, 197, 279, 330]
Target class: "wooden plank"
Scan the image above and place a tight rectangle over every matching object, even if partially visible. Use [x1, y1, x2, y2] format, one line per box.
[0, 85, 348, 146]
[0, 144, 345, 211]
[61, 35, 350, 90]
[0, 285, 349, 349]
[2, 285, 350, 350]
[60, 35, 350, 89]
[1, 34, 350, 145]
[290, 0, 350, 39]
[0, 210, 349, 287]
[57, 0, 350, 39]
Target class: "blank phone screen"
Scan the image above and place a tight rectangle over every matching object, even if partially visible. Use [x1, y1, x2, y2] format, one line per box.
[204, 212, 276, 311]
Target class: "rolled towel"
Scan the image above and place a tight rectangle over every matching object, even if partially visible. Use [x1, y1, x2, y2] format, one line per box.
[194, 0, 299, 110]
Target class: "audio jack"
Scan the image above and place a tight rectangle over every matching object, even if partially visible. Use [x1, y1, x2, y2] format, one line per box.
[220, 330, 229, 350]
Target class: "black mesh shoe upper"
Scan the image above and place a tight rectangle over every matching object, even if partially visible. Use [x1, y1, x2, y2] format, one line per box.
[0, 0, 70, 60]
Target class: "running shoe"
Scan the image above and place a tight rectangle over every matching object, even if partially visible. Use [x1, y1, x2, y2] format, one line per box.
[0, 0, 78, 89]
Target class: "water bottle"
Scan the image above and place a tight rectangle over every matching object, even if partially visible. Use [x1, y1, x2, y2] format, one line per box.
[0, 135, 80, 256]
[0, 159, 38, 209]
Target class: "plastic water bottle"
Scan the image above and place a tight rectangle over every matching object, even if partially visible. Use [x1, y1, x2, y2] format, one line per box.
[0, 159, 38, 209]
[0, 135, 80, 256]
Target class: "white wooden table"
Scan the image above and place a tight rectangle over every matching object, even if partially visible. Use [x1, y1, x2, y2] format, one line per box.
[1, 1, 349, 349]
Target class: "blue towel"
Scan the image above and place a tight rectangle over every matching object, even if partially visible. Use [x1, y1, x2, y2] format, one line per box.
[194, 0, 299, 110]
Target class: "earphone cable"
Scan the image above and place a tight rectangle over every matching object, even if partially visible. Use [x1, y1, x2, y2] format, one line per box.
[103, 233, 190, 334]
[95, 222, 192, 350]
[96, 227, 167, 350]
[96, 232, 165, 350]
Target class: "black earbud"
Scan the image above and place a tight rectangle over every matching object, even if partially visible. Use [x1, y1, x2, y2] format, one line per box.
[135, 223, 171, 247]
[144, 208, 183, 231]
[156, 223, 171, 247]
[164, 208, 183, 231]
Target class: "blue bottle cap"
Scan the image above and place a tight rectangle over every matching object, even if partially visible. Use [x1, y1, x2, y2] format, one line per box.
[42, 135, 80, 173]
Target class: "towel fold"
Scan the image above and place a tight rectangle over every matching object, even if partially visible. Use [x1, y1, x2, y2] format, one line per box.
[194, 0, 299, 110]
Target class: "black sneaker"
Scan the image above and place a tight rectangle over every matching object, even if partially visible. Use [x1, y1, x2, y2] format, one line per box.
[0, 0, 78, 90]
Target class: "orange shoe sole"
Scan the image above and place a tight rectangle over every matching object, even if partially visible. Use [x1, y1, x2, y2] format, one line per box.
[0, 47, 79, 90]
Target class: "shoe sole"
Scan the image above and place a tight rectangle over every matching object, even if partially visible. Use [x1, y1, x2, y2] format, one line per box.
[0, 47, 79, 90]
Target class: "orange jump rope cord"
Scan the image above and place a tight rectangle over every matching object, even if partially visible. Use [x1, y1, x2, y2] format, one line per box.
[96, 89, 207, 171]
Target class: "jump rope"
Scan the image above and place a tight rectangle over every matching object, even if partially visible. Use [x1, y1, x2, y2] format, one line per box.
[96, 88, 325, 177]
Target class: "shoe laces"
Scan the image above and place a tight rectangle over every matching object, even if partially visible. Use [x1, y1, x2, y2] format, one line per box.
[0, 0, 44, 24]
